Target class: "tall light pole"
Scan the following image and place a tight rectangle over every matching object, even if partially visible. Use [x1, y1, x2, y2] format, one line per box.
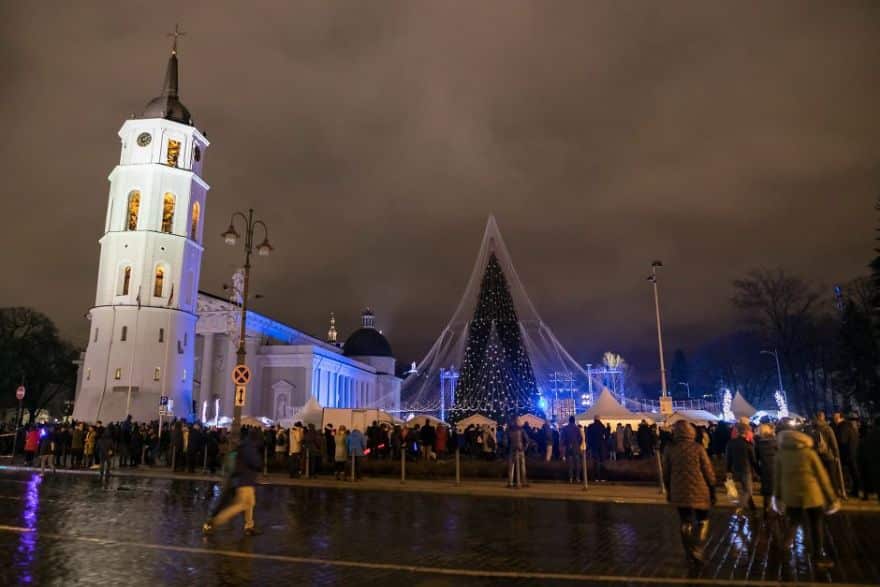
[677, 381, 690, 399]
[647, 261, 668, 398]
[221, 209, 273, 445]
[761, 349, 786, 404]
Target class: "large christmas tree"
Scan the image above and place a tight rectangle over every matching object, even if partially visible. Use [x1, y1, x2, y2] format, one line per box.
[454, 253, 539, 423]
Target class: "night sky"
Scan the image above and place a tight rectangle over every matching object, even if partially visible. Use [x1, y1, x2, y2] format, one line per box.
[2, 2, 878, 384]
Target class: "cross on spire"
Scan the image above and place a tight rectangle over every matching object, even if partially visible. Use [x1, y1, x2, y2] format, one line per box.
[168, 24, 186, 55]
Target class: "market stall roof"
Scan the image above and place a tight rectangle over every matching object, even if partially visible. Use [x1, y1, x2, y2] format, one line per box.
[666, 409, 719, 428]
[732, 391, 757, 419]
[517, 413, 546, 429]
[579, 389, 637, 421]
[406, 414, 446, 428]
[456, 413, 497, 431]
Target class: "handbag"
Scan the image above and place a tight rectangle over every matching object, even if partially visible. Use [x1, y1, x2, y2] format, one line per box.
[724, 474, 739, 500]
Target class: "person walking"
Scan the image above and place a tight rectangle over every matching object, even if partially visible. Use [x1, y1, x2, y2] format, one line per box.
[288, 423, 303, 478]
[506, 419, 527, 488]
[754, 423, 777, 517]
[96, 429, 115, 479]
[347, 427, 366, 480]
[774, 428, 839, 569]
[70, 423, 84, 469]
[833, 413, 860, 498]
[334, 426, 348, 480]
[38, 428, 56, 475]
[561, 416, 583, 483]
[24, 426, 39, 466]
[84, 426, 97, 468]
[726, 421, 758, 512]
[203, 427, 263, 536]
[662, 420, 717, 566]
[811, 411, 843, 498]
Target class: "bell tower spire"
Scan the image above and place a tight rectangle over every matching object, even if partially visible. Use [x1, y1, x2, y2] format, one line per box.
[327, 312, 338, 344]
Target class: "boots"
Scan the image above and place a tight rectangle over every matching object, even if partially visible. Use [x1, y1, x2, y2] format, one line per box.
[692, 520, 710, 563]
[680, 522, 695, 562]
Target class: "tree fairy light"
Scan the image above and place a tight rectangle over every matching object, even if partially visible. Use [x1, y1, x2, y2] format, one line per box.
[775, 390, 789, 419]
[721, 388, 734, 421]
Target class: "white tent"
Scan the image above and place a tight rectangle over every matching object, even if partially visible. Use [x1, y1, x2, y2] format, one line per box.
[666, 410, 719, 428]
[456, 413, 498, 432]
[732, 392, 757, 419]
[517, 413, 546, 429]
[406, 414, 446, 428]
[576, 389, 650, 428]
[241, 416, 273, 428]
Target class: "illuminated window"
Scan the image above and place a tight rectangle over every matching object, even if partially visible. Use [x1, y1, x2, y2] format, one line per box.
[190, 201, 200, 240]
[158, 328, 164, 343]
[120, 266, 132, 295]
[114, 368, 122, 380]
[121, 326, 128, 341]
[153, 367, 161, 381]
[154, 266, 165, 297]
[161, 193, 175, 233]
[166, 139, 181, 167]
[126, 191, 140, 230]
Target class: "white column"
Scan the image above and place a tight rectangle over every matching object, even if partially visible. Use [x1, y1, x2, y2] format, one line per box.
[199, 333, 215, 412]
[245, 336, 260, 415]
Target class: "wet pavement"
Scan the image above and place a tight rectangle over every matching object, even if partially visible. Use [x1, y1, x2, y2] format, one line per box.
[0, 470, 879, 586]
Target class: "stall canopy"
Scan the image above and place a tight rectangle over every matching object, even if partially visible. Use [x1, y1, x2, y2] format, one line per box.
[406, 414, 446, 428]
[456, 413, 498, 432]
[578, 389, 635, 421]
[517, 414, 546, 429]
[241, 416, 274, 428]
[732, 392, 757, 419]
[666, 410, 719, 428]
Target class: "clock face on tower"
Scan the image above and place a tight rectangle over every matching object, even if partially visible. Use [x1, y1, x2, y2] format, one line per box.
[137, 132, 152, 147]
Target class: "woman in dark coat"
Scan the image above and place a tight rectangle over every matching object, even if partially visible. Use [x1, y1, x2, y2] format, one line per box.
[662, 420, 717, 565]
[754, 423, 777, 516]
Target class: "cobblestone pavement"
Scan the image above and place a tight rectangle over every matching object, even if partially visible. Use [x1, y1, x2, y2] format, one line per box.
[0, 470, 878, 586]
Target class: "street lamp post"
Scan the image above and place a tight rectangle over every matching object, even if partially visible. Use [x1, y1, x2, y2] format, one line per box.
[677, 382, 691, 399]
[761, 349, 786, 405]
[647, 261, 668, 398]
[221, 209, 273, 446]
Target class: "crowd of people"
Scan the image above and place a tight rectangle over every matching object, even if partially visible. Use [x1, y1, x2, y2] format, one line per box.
[662, 410, 880, 570]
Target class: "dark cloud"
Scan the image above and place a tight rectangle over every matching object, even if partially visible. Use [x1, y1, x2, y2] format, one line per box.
[1, 1, 878, 382]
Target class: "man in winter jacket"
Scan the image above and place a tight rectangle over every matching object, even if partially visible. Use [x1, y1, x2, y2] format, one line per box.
[288, 423, 303, 478]
[561, 416, 583, 483]
[204, 427, 263, 536]
[347, 428, 367, 480]
[833, 412, 860, 498]
[726, 422, 758, 511]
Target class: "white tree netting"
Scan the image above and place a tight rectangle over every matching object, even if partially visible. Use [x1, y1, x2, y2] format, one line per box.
[401, 216, 610, 418]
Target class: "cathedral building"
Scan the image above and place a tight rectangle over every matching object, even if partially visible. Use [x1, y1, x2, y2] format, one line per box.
[73, 38, 400, 424]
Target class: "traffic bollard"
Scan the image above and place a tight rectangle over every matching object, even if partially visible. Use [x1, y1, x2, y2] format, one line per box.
[581, 448, 588, 490]
[455, 448, 461, 486]
[400, 448, 406, 484]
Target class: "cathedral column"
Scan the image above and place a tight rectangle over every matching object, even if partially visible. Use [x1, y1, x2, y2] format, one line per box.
[245, 336, 261, 416]
[199, 333, 215, 415]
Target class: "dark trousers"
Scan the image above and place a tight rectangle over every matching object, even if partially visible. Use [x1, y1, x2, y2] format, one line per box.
[784, 506, 825, 557]
[841, 456, 860, 496]
[289, 453, 301, 477]
[677, 507, 709, 524]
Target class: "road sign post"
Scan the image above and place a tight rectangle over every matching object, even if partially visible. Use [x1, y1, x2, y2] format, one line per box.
[231, 365, 250, 442]
[10, 386, 25, 463]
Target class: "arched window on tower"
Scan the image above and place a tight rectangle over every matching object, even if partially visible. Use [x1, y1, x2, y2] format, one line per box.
[118, 266, 132, 295]
[161, 193, 175, 233]
[190, 201, 200, 240]
[154, 266, 165, 297]
[126, 191, 140, 230]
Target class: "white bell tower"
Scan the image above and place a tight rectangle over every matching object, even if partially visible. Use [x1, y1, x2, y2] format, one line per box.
[74, 30, 210, 423]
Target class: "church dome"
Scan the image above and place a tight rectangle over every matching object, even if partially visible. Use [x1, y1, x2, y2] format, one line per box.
[342, 308, 393, 358]
[343, 328, 393, 358]
[142, 94, 192, 125]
